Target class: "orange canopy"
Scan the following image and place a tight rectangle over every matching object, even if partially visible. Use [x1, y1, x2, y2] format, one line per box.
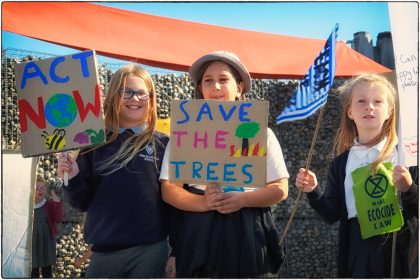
[2, 2, 390, 79]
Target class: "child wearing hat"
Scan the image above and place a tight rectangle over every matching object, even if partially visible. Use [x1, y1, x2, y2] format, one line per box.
[160, 51, 289, 277]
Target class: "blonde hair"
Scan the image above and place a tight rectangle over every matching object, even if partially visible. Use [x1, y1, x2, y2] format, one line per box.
[334, 73, 397, 173]
[36, 175, 46, 185]
[97, 64, 159, 174]
[35, 175, 48, 193]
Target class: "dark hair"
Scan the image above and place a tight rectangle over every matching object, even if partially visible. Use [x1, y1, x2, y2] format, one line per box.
[195, 60, 243, 99]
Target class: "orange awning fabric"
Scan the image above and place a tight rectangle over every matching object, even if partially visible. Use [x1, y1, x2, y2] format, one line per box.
[3, 2, 390, 79]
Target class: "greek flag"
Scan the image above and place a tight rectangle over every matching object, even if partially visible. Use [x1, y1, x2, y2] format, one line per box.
[276, 24, 339, 124]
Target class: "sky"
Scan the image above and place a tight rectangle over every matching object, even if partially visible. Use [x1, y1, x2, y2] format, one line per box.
[2, 1, 391, 66]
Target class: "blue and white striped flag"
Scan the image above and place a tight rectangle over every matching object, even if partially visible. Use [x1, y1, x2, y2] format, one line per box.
[276, 24, 339, 124]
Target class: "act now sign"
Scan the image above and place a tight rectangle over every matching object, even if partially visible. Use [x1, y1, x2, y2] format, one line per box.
[169, 100, 268, 187]
[14, 50, 105, 157]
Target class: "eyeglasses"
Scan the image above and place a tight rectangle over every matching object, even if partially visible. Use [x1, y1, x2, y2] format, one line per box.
[118, 89, 151, 100]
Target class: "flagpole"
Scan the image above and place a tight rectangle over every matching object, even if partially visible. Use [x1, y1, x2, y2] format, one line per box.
[279, 105, 326, 245]
[390, 231, 397, 277]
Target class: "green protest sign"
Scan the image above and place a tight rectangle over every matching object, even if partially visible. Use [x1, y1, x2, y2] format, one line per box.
[351, 162, 403, 239]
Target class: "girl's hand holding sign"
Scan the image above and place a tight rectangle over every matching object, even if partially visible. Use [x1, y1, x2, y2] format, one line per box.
[57, 152, 79, 182]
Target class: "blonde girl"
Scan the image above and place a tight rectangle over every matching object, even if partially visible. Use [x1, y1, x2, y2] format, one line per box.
[57, 64, 170, 278]
[296, 73, 418, 277]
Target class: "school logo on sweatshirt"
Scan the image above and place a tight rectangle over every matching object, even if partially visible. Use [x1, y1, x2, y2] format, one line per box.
[140, 144, 158, 162]
[145, 144, 154, 155]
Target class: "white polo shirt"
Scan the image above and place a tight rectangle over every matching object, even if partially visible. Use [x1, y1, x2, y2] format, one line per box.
[345, 137, 397, 219]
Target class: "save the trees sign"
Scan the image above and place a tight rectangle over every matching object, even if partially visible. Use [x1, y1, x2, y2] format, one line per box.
[169, 100, 268, 187]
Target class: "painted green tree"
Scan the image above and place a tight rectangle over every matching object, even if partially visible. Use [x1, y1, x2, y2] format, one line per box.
[235, 122, 260, 156]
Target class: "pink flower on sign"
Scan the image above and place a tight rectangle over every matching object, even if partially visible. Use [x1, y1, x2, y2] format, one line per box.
[74, 132, 89, 144]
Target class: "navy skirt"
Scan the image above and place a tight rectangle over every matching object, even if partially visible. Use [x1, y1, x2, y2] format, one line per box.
[170, 189, 284, 278]
[347, 218, 413, 278]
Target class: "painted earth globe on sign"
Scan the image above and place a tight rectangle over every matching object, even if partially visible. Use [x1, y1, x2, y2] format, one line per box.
[45, 93, 78, 128]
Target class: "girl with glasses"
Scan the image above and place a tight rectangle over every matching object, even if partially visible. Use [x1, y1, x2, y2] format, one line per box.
[57, 64, 170, 278]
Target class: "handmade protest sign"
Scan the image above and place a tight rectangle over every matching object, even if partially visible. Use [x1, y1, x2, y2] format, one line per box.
[14, 50, 105, 157]
[389, 3, 418, 167]
[169, 100, 268, 187]
[351, 162, 403, 239]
